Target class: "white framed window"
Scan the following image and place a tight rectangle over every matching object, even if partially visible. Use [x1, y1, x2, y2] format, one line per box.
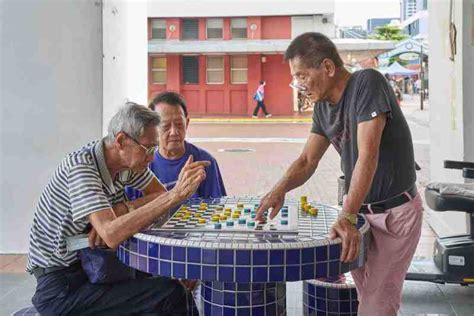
[231, 18, 247, 39]
[151, 19, 166, 39]
[230, 56, 248, 84]
[206, 56, 224, 84]
[207, 18, 223, 39]
[151, 57, 167, 84]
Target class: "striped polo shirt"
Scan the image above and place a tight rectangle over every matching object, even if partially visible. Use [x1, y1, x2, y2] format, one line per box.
[26, 139, 155, 273]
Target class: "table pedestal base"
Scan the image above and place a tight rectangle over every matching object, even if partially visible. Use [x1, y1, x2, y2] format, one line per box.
[201, 281, 286, 315]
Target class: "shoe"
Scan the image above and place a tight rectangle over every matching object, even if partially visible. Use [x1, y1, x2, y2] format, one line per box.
[252, 115, 258, 118]
[265, 114, 272, 118]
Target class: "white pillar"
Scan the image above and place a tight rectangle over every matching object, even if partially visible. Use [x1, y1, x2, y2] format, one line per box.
[428, 0, 474, 236]
[102, 0, 148, 135]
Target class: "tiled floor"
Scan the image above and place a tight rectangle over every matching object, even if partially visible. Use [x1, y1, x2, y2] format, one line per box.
[2, 99, 473, 315]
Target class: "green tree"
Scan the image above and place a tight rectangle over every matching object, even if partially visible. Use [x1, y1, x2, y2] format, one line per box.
[370, 25, 408, 41]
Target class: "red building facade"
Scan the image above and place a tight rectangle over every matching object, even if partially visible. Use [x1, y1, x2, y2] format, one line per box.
[147, 16, 295, 115]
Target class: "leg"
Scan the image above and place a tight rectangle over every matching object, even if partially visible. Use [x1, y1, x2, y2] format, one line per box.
[252, 102, 260, 116]
[32, 266, 193, 316]
[355, 194, 423, 316]
[259, 101, 269, 115]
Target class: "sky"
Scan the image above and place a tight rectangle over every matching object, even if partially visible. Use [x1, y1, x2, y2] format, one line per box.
[335, 0, 401, 28]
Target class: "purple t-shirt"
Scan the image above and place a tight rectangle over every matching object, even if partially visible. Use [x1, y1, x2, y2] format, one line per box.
[125, 141, 226, 200]
[311, 69, 416, 203]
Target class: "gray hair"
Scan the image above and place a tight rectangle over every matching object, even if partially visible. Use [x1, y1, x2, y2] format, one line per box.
[105, 102, 161, 144]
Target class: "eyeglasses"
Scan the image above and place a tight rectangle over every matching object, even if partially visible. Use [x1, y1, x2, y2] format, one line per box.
[289, 81, 308, 92]
[122, 132, 158, 156]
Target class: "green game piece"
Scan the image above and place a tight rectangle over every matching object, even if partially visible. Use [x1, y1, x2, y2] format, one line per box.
[281, 219, 288, 225]
[238, 218, 246, 225]
[247, 221, 255, 227]
[214, 223, 222, 229]
[226, 221, 234, 226]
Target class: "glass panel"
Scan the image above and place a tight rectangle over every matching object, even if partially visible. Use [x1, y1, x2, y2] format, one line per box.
[152, 57, 166, 69]
[207, 18, 223, 28]
[152, 71, 166, 84]
[207, 56, 223, 69]
[231, 70, 247, 83]
[207, 70, 224, 83]
[207, 28, 223, 39]
[182, 19, 199, 40]
[151, 19, 166, 39]
[231, 56, 247, 69]
[231, 18, 247, 28]
[231, 18, 247, 39]
[182, 56, 199, 84]
[232, 28, 247, 39]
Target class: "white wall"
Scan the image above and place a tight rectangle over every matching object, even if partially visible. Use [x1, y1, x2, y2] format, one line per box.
[428, 0, 473, 237]
[0, 0, 103, 253]
[292, 15, 336, 39]
[102, 0, 148, 135]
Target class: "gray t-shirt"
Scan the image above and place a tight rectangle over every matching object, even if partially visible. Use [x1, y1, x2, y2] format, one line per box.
[311, 69, 416, 203]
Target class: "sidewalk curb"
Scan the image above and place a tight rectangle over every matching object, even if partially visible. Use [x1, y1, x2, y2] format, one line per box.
[190, 118, 312, 123]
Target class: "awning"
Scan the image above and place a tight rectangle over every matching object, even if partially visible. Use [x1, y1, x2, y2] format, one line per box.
[148, 39, 395, 54]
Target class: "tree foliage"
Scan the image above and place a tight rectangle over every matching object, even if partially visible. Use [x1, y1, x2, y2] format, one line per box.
[370, 25, 408, 41]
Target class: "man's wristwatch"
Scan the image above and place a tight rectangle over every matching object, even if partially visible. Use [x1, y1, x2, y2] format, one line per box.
[338, 211, 358, 225]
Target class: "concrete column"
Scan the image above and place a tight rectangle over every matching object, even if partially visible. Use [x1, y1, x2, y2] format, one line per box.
[0, 0, 102, 252]
[103, 0, 148, 135]
[428, 0, 474, 236]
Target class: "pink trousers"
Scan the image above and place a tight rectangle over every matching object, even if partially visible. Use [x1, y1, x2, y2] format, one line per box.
[351, 193, 424, 316]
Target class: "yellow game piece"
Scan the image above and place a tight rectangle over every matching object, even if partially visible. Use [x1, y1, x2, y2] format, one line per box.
[304, 204, 312, 212]
[194, 213, 201, 218]
[175, 213, 184, 218]
[215, 206, 224, 211]
[220, 215, 228, 221]
[236, 203, 244, 208]
[232, 213, 240, 219]
[309, 208, 318, 216]
[300, 196, 308, 204]
[199, 206, 207, 210]
[183, 215, 191, 220]
[233, 210, 241, 215]
[224, 207, 232, 212]
[224, 211, 232, 216]
[211, 216, 220, 222]
[198, 218, 207, 224]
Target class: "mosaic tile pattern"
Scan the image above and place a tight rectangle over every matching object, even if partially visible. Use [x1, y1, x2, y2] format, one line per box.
[303, 274, 358, 316]
[201, 282, 286, 316]
[118, 197, 370, 283]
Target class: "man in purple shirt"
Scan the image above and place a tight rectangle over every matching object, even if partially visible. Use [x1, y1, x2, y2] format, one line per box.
[125, 91, 226, 201]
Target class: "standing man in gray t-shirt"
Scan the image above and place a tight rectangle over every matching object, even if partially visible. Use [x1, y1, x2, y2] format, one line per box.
[256, 32, 423, 315]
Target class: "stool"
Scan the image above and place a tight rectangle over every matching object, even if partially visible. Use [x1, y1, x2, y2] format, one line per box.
[303, 274, 358, 315]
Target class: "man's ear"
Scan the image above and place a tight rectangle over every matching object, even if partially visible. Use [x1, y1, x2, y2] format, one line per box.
[323, 59, 336, 77]
[115, 132, 127, 150]
[185, 117, 190, 130]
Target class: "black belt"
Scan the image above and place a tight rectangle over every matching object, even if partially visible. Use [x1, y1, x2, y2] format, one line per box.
[359, 185, 417, 214]
[32, 261, 81, 279]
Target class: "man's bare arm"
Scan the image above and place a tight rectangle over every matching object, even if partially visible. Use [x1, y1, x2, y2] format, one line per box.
[89, 158, 210, 248]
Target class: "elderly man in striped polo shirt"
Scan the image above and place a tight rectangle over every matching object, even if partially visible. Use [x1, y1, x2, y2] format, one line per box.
[27, 103, 210, 315]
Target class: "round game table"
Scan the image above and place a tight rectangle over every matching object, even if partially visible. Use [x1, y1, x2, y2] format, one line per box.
[118, 197, 370, 316]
